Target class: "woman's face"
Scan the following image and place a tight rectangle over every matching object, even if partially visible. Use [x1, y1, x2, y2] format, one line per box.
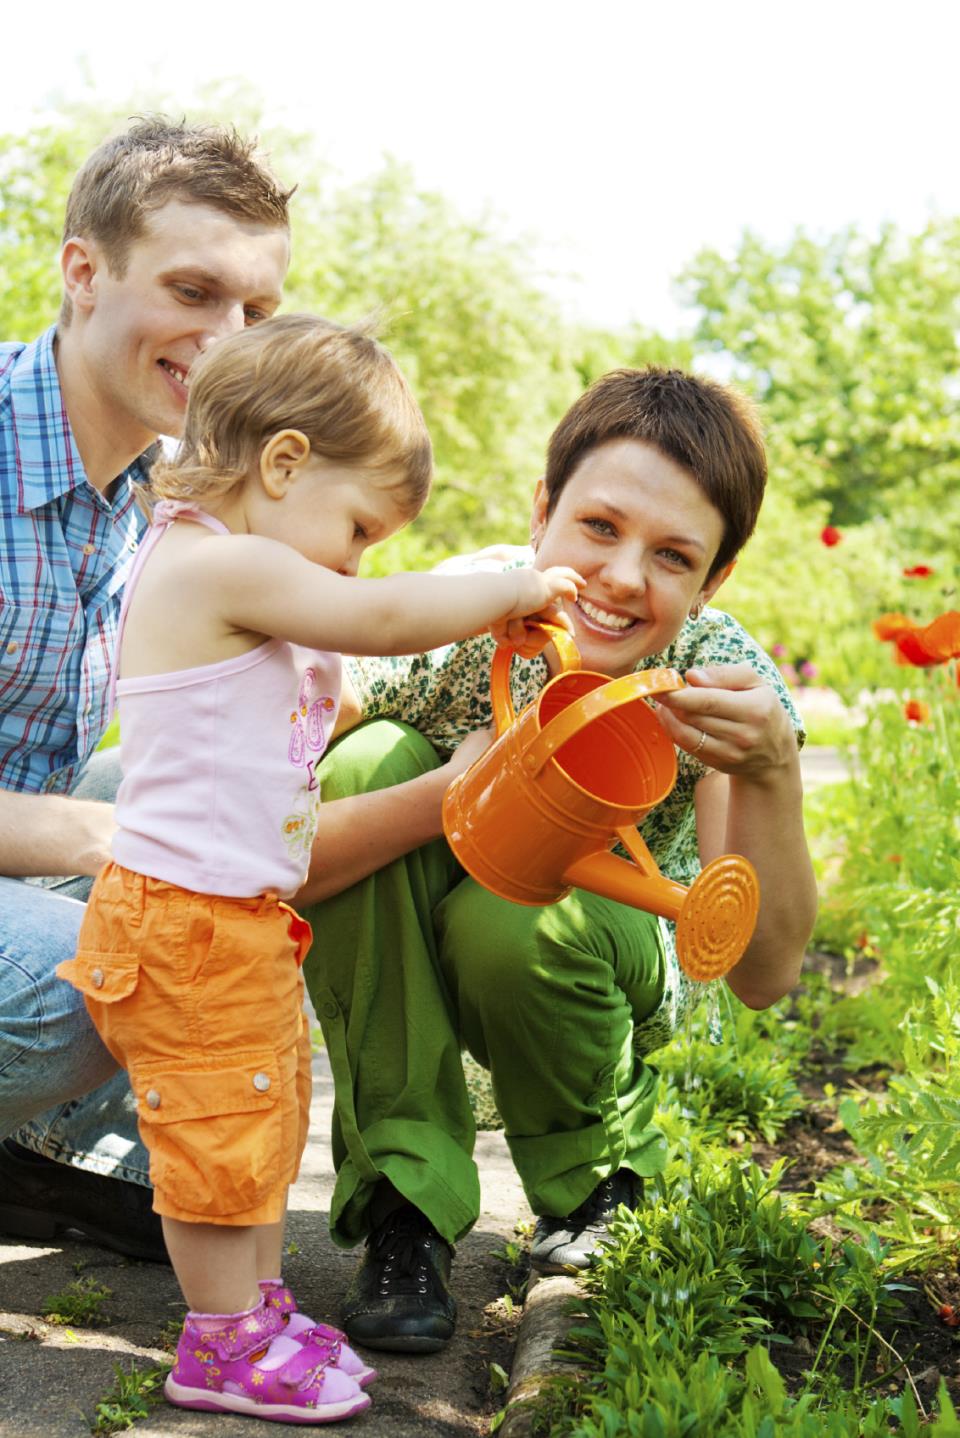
[532, 438, 731, 677]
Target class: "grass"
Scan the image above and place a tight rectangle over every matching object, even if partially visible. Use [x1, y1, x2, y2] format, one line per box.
[42, 1278, 112, 1327]
[90, 1360, 170, 1434]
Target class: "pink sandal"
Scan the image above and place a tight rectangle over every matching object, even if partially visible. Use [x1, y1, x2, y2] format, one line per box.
[261, 1281, 378, 1387]
[165, 1299, 369, 1424]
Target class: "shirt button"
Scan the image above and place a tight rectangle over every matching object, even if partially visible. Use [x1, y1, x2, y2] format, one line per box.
[82, 542, 96, 557]
[322, 1001, 339, 1020]
[91, 967, 105, 988]
[5, 642, 17, 655]
[145, 1089, 161, 1110]
[253, 1072, 271, 1093]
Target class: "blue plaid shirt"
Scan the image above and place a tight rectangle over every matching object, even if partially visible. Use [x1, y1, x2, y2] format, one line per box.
[0, 326, 151, 794]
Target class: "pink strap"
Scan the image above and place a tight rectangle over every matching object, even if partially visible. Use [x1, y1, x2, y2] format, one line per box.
[109, 502, 231, 713]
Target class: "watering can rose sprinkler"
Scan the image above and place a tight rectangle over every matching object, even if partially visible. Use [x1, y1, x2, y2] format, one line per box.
[442, 623, 760, 982]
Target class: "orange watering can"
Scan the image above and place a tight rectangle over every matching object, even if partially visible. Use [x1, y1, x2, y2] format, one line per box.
[442, 624, 759, 982]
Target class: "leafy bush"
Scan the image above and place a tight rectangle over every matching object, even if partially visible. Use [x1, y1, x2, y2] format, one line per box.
[533, 1161, 945, 1437]
[656, 1004, 806, 1144]
[806, 668, 960, 1066]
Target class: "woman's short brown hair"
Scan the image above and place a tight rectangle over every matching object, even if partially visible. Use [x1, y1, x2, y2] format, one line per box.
[544, 368, 767, 576]
[147, 314, 432, 516]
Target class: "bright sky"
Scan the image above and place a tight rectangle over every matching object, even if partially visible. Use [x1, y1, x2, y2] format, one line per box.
[6, 0, 959, 333]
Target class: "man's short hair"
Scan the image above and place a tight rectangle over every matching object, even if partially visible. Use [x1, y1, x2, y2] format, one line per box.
[544, 367, 767, 576]
[60, 115, 294, 321]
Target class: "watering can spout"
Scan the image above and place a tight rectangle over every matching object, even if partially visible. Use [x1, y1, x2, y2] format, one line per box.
[563, 853, 687, 920]
[442, 623, 760, 983]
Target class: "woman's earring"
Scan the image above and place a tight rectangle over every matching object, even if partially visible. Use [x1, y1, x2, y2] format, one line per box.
[689, 598, 705, 621]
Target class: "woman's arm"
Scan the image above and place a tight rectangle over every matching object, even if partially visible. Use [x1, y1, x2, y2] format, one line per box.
[292, 727, 492, 906]
[656, 663, 818, 1008]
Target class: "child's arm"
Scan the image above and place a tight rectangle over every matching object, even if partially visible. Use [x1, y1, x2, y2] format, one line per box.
[192, 536, 582, 655]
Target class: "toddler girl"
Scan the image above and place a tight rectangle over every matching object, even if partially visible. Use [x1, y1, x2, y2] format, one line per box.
[58, 314, 580, 1424]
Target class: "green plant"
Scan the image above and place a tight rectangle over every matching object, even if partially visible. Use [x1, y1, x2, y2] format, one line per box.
[91, 1360, 169, 1434]
[42, 1278, 112, 1327]
[806, 663, 960, 1066]
[527, 1154, 940, 1435]
[656, 1003, 806, 1143]
[817, 982, 960, 1269]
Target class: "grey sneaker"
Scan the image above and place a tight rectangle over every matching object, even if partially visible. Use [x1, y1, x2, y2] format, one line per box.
[529, 1168, 640, 1274]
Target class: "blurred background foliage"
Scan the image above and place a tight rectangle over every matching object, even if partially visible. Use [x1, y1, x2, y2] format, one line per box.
[2, 91, 957, 693]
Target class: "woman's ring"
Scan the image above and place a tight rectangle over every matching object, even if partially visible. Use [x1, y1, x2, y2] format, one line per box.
[692, 729, 708, 756]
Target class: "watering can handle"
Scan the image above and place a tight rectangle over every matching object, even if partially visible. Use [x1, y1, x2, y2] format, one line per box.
[490, 621, 581, 736]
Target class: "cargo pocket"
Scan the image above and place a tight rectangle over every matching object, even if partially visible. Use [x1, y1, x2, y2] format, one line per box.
[56, 950, 141, 1004]
[131, 1052, 282, 1217]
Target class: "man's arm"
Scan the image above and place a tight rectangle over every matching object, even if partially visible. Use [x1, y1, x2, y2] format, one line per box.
[0, 788, 115, 879]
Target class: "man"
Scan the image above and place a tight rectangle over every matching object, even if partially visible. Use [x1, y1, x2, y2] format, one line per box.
[0, 116, 292, 1258]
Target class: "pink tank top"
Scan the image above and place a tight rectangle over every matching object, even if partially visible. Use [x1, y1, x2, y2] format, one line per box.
[110, 502, 341, 899]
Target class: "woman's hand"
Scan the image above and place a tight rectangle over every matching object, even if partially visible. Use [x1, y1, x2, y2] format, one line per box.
[654, 663, 799, 783]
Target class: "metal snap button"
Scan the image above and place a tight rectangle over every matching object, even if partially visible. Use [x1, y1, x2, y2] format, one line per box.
[5, 642, 17, 655]
[91, 967, 105, 989]
[322, 1002, 338, 1020]
[253, 1072, 271, 1093]
[82, 542, 95, 556]
[145, 1088, 161, 1110]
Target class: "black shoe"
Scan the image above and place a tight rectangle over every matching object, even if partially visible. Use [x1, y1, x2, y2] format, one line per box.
[0, 1138, 168, 1263]
[340, 1203, 457, 1353]
[529, 1168, 641, 1274]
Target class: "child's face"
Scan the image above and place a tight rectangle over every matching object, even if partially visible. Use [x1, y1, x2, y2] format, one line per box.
[258, 456, 411, 573]
[532, 438, 730, 677]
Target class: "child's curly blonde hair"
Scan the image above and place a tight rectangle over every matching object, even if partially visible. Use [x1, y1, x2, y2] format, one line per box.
[148, 313, 432, 516]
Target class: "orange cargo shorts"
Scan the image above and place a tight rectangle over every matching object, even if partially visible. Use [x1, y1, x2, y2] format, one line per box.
[56, 862, 313, 1226]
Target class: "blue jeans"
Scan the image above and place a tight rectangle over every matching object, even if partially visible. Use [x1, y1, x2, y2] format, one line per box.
[0, 750, 148, 1183]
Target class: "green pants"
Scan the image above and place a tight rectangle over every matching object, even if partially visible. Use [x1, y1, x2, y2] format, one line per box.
[302, 720, 668, 1249]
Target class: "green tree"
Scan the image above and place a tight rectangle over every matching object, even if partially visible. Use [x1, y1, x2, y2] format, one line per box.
[681, 224, 960, 538]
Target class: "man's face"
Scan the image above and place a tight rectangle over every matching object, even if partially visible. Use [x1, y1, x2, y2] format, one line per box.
[64, 198, 290, 452]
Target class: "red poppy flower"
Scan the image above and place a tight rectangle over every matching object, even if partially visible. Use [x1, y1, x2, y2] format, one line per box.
[873, 613, 912, 641]
[903, 565, 934, 578]
[873, 609, 960, 668]
[820, 525, 842, 547]
[903, 699, 931, 724]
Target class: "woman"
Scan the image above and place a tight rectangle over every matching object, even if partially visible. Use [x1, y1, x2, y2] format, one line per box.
[296, 366, 818, 1355]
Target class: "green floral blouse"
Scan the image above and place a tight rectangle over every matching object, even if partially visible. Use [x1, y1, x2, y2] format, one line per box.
[345, 548, 804, 1054]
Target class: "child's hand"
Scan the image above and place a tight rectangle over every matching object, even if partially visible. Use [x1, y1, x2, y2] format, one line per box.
[489, 566, 583, 649]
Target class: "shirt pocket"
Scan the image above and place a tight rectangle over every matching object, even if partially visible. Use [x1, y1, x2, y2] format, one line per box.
[130, 1052, 283, 1217]
[0, 599, 80, 703]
